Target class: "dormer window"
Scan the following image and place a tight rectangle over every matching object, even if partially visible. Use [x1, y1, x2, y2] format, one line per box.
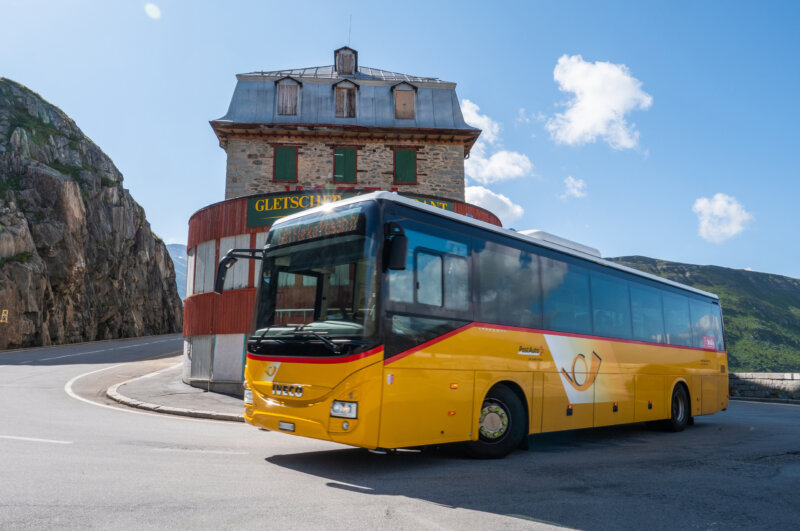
[276, 77, 301, 116]
[334, 46, 358, 76]
[333, 80, 358, 118]
[392, 82, 417, 120]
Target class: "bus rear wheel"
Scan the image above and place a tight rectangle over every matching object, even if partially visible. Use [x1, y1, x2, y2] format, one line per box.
[465, 385, 525, 459]
[664, 384, 690, 432]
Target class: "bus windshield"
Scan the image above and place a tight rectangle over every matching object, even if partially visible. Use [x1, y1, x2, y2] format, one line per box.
[251, 205, 379, 350]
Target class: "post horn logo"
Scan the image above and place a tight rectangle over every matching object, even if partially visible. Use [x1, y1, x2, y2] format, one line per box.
[561, 351, 602, 391]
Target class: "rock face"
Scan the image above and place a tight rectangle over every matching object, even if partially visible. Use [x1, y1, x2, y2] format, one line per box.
[0, 78, 182, 349]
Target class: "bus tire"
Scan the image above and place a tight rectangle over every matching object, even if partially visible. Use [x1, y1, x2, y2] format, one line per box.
[664, 384, 690, 432]
[465, 384, 525, 459]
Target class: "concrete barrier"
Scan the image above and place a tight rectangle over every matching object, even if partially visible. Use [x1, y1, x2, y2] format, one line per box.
[729, 373, 800, 401]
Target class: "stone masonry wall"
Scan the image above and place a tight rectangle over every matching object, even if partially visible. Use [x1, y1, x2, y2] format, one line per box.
[225, 137, 465, 202]
[729, 373, 800, 400]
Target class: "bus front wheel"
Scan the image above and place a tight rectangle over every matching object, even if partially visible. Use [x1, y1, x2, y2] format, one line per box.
[465, 385, 525, 459]
[664, 384, 690, 432]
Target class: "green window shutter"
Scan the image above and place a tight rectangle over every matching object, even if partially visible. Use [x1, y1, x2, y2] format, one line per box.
[394, 149, 415, 183]
[334, 148, 356, 183]
[274, 147, 297, 182]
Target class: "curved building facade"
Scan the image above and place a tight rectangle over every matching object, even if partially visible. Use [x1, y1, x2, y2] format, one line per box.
[183, 48, 497, 393]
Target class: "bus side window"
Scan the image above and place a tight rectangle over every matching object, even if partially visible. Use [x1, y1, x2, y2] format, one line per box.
[542, 256, 591, 335]
[590, 271, 632, 339]
[689, 299, 715, 349]
[662, 292, 692, 347]
[630, 283, 665, 343]
[477, 242, 541, 328]
[711, 304, 725, 350]
[416, 251, 443, 306]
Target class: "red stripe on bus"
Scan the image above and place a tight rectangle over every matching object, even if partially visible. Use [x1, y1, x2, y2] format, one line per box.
[382, 323, 475, 365]
[383, 322, 726, 365]
[246, 345, 383, 364]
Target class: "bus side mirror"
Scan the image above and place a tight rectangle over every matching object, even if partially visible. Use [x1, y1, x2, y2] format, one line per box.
[387, 235, 408, 270]
[214, 248, 266, 294]
[214, 255, 238, 294]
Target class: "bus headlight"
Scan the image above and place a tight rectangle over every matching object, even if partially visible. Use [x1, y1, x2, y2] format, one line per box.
[330, 401, 358, 419]
[243, 389, 253, 405]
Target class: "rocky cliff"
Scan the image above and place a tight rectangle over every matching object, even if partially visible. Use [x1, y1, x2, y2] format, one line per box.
[0, 78, 182, 349]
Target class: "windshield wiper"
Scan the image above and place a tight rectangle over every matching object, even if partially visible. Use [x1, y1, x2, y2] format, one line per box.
[292, 325, 343, 354]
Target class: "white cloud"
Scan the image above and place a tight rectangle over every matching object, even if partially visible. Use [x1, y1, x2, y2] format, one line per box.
[144, 3, 162, 20]
[462, 99, 533, 184]
[465, 186, 524, 226]
[516, 108, 531, 124]
[560, 176, 587, 199]
[692, 193, 753, 243]
[462, 99, 500, 144]
[546, 54, 652, 150]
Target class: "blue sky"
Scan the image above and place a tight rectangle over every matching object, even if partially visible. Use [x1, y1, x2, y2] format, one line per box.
[3, 1, 799, 277]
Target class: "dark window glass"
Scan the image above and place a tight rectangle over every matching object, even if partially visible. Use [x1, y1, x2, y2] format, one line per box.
[388, 227, 469, 313]
[711, 304, 725, 350]
[542, 256, 591, 334]
[477, 242, 541, 328]
[444, 255, 469, 311]
[333, 148, 356, 183]
[663, 292, 692, 346]
[274, 146, 297, 182]
[394, 149, 416, 184]
[591, 272, 632, 339]
[416, 251, 443, 306]
[630, 283, 665, 343]
[690, 299, 715, 349]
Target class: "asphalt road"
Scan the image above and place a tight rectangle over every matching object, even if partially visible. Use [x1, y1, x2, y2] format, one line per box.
[1, 335, 799, 530]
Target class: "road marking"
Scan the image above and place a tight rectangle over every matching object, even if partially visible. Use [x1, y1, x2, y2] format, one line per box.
[40, 349, 109, 361]
[151, 448, 249, 455]
[735, 399, 800, 408]
[0, 435, 73, 445]
[63, 363, 232, 425]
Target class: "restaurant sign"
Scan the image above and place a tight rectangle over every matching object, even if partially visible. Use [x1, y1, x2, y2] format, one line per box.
[246, 191, 453, 228]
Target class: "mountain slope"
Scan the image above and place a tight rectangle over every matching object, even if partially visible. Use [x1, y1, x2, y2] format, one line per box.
[0, 78, 182, 348]
[609, 256, 800, 372]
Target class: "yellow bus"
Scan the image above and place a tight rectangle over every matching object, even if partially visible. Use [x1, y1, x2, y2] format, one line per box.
[215, 192, 728, 458]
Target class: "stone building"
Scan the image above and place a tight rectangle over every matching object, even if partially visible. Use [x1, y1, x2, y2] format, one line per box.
[183, 47, 499, 393]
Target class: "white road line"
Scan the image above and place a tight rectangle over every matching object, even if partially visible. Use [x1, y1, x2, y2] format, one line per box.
[63, 363, 231, 424]
[0, 435, 73, 445]
[40, 349, 109, 362]
[735, 399, 800, 408]
[151, 448, 249, 455]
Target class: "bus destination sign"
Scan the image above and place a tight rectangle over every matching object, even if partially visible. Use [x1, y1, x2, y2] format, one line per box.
[271, 211, 365, 247]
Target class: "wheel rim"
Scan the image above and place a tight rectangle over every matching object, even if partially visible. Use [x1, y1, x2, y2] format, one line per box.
[479, 401, 509, 441]
[672, 389, 686, 423]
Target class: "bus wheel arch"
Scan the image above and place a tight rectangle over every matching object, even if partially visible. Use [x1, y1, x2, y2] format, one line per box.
[465, 382, 528, 459]
[665, 380, 691, 432]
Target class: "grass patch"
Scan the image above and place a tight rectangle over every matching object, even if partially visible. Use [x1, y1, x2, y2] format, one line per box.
[47, 160, 89, 182]
[0, 251, 33, 268]
[0, 172, 24, 193]
[8, 108, 60, 146]
[100, 176, 116, 187]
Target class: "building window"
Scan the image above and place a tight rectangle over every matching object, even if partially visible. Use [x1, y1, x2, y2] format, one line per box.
[394, 89, 415, 119]
[335, 86, 356, 118]
[394, 149, 416, 184]
[337, 53, 355, 75]
[274, 146, 297, 182]
[277, 83, 298, 115]
[333, 148, 356, 183]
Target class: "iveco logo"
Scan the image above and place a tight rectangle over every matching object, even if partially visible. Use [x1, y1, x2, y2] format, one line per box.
[272, 383, 304, 398]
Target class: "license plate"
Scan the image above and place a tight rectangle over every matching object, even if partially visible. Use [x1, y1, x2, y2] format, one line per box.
[278, 421, 295, 432]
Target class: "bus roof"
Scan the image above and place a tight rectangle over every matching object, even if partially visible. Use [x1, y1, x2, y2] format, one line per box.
[272, 192, 719, 301]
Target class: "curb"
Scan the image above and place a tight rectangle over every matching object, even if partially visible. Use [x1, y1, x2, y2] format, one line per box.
[105, 364, 244, 423]
[730, 396, 800, 406]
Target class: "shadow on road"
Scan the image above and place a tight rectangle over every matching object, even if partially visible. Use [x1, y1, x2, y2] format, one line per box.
[263, 423, 715, 529]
